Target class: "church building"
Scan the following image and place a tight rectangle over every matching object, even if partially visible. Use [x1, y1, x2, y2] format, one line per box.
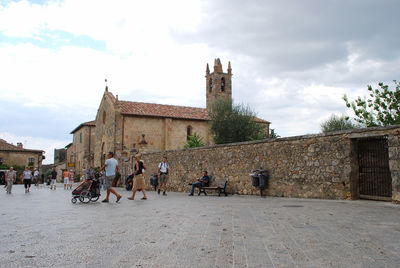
[67, 59, 269, 176]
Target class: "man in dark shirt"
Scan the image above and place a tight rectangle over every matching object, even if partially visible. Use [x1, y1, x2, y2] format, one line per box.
[50, 167, 57, 190]
[188, 171, 210, 196]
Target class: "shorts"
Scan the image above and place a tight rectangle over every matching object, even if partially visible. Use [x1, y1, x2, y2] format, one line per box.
[159, 173, 168, 184]
[105, 175, 115, 190]
[64, 178, 69, 184]
[51, 179, 56, 185]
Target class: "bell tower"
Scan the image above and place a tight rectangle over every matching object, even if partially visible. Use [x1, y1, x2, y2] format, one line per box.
[206, 58, 232, 112]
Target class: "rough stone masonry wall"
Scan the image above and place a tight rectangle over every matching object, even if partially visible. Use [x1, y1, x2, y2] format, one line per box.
[142, 134, 354, 200]
[141, 126, 400, 201]
[388, 133, 400, 202]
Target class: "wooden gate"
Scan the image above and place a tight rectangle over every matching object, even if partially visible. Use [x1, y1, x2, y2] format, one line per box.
[358, 137, 392, 200]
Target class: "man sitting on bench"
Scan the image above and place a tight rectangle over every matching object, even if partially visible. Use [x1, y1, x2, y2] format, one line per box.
[188, 171, 210, 196]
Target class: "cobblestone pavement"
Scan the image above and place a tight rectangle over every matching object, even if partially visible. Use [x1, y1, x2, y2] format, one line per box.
[1, 184, 399, 268]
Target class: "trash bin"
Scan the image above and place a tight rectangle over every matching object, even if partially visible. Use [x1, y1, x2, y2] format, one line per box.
[251, 174, 260, 187]
[258, 170, 269, 188]
[250, 169, 269, 197]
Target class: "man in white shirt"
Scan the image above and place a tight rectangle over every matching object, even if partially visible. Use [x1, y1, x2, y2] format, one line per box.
[157, 156, 169, 196]
[100, 152, 122, 203]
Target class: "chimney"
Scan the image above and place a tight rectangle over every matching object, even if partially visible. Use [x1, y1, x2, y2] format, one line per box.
[17, 142, 23, 148]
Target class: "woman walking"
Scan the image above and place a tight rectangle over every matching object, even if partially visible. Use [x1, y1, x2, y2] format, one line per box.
[22, 167, 32, 193]
[5, 167, 16, 194]
[128, 154, 148, 200]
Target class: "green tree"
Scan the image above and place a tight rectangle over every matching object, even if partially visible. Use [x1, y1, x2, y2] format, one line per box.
[320, 114, 360, 132]
[184, 132, 205, 149]
[343, 80, 400, 126]
[209, 97, 264, 144]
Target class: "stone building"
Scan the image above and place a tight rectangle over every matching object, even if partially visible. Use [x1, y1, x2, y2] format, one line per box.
[69, 120, 96, 174]
[92, 59, 269, 178]
[0, 139, 44, 177]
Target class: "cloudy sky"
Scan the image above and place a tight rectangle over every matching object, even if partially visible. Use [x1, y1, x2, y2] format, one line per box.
[0, 0, 399, 164]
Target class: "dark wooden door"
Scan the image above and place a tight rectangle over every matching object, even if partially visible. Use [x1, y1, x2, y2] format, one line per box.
[358, 137, 392, 200]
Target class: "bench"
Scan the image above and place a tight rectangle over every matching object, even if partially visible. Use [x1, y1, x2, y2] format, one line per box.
[198, 180, 228, 196]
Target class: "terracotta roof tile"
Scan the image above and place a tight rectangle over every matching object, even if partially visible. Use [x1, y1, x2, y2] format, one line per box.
[0, 139, 43, 153]
[70, 120, 96, 134]
[119, 101, 209, 120]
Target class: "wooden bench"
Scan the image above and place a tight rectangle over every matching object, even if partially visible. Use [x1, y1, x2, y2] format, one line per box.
[198, 180, 228, 196]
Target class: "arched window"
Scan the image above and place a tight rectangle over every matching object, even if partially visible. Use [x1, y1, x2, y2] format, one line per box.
[209, 78, 212, 93]
[221, 77, 225, 92]
[186, 126, 192, 141]
[103, 111, 106, 124]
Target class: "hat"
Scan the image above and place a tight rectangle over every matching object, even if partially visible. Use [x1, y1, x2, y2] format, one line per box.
[135, 153, 142, 160]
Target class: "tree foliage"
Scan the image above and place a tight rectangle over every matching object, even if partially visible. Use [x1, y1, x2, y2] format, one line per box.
[320, 114, 360, 133]
[209, 97, 264, 144]
[343, 81, 400, 127]
[184, 132, 205, 149]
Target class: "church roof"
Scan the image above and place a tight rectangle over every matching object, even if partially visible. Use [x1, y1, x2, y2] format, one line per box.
[0, 139, 43, 153]
[105, 91, 269, 123]
[119, 101, 209, 121]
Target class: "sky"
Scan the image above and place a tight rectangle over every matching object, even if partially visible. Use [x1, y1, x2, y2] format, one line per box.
[0, 0, 399, 164]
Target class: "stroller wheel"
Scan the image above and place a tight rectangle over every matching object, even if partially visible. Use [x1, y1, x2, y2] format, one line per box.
[71, 197, 77, 204]
[79, 190, 91, 203]
[91, 195, 100, 202]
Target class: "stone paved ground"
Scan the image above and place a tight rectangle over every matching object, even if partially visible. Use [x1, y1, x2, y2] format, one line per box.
[1, 184, 399, 268]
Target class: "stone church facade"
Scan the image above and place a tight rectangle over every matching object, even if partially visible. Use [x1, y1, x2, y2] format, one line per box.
[67, 59, 269, 177]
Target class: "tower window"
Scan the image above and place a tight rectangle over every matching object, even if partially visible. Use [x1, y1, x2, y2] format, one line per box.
[103, 111, 106, 124]
[221, 77, 225, 92]
[209, 78, 212, 93]
[186, 126, 192, 140]
[80, 132, 82, 143]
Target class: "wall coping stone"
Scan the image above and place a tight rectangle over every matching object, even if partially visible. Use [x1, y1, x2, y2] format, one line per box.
[142, 125, 400, 156]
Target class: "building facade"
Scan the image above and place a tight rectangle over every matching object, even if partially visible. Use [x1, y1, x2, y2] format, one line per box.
[67, 59, 269, 180]
[0, 139, 44, 181]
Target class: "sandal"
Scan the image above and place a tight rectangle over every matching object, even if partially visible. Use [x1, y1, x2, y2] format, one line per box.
[127, 197, 134, 200]
[141, 197, 147, 200]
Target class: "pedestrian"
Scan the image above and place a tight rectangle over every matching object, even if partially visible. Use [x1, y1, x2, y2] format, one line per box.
[128, 153, 148, 200]
[157, 156, 169, 196]
[22, 167, 32, 193]
[99, 170, 106, 190]
[100, 152, 122, 203]
[50, 167, 57, 190]
[5, 167, 16, 194]
[33, 168, 39, 186]
[69, 170, 74, 189]
[63, 169, 69, 190]
[87, 167, 94, 180]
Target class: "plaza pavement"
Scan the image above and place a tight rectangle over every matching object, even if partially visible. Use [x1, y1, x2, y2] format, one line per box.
[0, 183, 399, 268]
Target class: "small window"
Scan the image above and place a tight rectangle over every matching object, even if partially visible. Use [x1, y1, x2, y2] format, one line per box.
[209, 78, 212, 93]
[0, 157, 3, 165]
[187, 126, 192, 141]
[221, 77, 225, 92]
[103, 111, 106, 124]
[28, 158, 35, 164]
[80, 132, 82, 143]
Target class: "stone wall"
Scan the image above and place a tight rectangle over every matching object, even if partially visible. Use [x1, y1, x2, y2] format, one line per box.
[0, 151, 43, 171]
[140, 126, 400, 202]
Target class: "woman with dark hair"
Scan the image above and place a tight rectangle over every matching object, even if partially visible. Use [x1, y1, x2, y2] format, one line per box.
[128, 153, 148, 200]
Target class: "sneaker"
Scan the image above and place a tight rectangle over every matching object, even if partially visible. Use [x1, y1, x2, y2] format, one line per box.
[141, 197, 147, 200]
[116, 195, 122, 203]
[101, 199, 109, 203]
[157, 189, 160, 195]
[163, 192, 167, 196]
[188, 193, 193, 196]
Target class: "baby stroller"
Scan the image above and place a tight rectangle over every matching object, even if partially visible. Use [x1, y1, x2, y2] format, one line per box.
[71, 177, 101, 204]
